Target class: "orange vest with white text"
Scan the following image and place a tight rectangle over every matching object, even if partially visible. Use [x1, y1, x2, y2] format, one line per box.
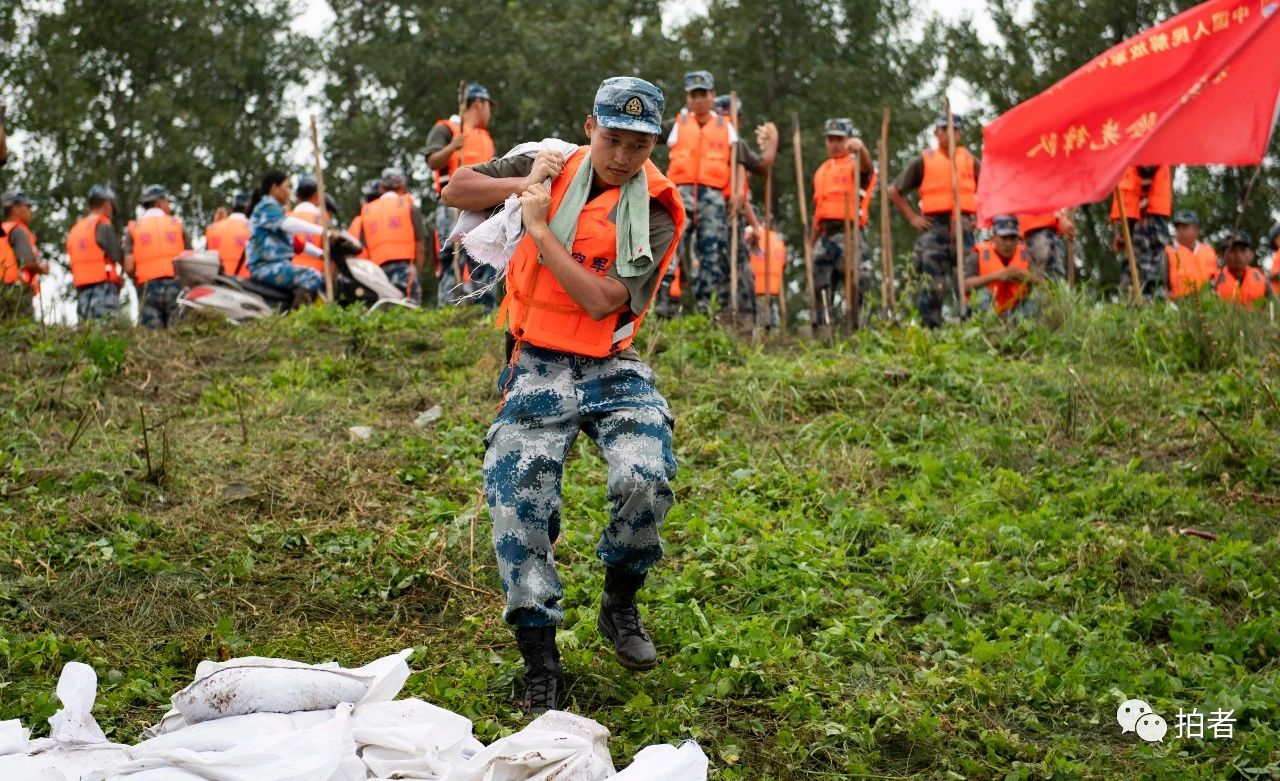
[813, 156, 876, 227]
[128, 214, 183, 284]
[433, 120, 496, 193]
[975, 239, 1030, 314]
[666, 112, 732, 190]
[1213, 267, 1268, 307]
[361, 196, 417, 264]
[1018, 212, 1059, 235]
[1165, 242, 1218, 299]
[288, 207, 326, 272]
[501, 147, 686, 358]
[68, 214, 122, 288]
[205, 217, 251, 278]
[918, 147, 977, 215]
[1, 221, 39, 291]
[751, 230, 786, 296]
[347, 215, 370, 259]
[1110, 165, 1172, 220]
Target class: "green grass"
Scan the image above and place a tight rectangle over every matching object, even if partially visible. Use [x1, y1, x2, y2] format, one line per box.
[2, 286, 1279, 779]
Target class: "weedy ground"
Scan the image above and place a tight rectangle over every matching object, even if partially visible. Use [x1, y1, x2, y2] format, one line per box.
[1, 287, 1278, 779]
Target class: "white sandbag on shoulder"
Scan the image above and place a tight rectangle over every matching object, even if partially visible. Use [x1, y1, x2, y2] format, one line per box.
[87, 703, 364, 781]
[441, 711, 614, 781]
[351, 699, 482, 779]
[0, 718, 31, 755]
[130, 710, 335, 756]
[157, 649, 411, 730]
[613, 741, 709, 780]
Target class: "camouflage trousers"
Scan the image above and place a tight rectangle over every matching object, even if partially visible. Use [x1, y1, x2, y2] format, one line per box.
[658, 184, 729, 315]
[1118, 216, 1169, 300]
[137, 278, 184, 329]
[811, 224, 873, 326]
[76, 282, 121, 323]
[380, 260, 422, 304]
[1024, 227, 1066, 280]
[483, 344, 677, 627]
[249, 261, 324, 294]
[0, 283, 34, 321]
[911, 215, 975, 328]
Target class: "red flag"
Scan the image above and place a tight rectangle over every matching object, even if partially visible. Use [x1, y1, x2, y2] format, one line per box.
[977, 0, 1280, 221]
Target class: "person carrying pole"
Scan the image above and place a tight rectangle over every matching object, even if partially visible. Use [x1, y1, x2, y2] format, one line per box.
[809, 118, 875, 329]
[443, 77, 685, 716]
[888, 113, 980, 328]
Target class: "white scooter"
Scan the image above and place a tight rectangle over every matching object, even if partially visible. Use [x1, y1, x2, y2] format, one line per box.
[176, 232, 418, 322]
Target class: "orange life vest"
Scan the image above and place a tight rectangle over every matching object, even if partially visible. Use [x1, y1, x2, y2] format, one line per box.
[128, 214, 183, 284]
[432, 120, 496, 193]
[751, 230, 786, 296]
[361, 195, 417, 265]
[813, 156, 876, 227]
[1165, 242, 1218, 299]
[347, 215, 370, 259]
[974, 239, 1030, 315]
[1019, 212, 1059, 235]
[666, 112, 732, 190]
[1, 221, 41, 293]
[205, 217, 251, 278]
[501, 147, 686, 358]
[67, 214, 122, 288]
[1110, 165, 1173, 220]
[1213, 267, 1268, 307]
[288, 206, 326, 272]
[918, 147, 977, 215]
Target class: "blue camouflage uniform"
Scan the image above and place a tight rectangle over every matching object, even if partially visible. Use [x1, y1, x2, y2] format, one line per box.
[247, 198, 325, 294]
[137, 279, 183, 329]
[76, 282, 120, 322]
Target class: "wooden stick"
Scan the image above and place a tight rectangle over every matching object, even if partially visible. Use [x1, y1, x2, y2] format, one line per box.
[792, 112, 817, 333]
[944, 99, 965, 320]
[879, 107, 894, 318]
[1065, 208, 1077, 287]
[309, 114, 334, 302]
[1114, 187, 1143, 304]
[851, 149, 862, 329]
[764, 167, 786, 332]
[452, 80, 467, 292]
[728, 91, 740, 323]
[842, 191, 855, 334]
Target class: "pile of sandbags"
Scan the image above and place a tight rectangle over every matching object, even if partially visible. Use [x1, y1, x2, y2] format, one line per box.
[0, 652, 708, 781]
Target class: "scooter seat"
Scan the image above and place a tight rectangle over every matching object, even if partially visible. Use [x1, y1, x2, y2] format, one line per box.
[232, 277, 294, 303]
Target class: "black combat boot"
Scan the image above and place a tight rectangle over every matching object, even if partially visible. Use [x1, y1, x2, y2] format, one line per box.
[597, 568, 658, 671]
[513, 626, 561, 715]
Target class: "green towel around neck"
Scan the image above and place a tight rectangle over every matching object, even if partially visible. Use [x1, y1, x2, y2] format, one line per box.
[546, 150, 654, 278]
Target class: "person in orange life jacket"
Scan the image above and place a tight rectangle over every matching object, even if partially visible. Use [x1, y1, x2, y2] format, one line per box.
[1164, 210, 1219, 300]
[1265, 223, 1280, 295]
[357, 167, 426, 304]
[345, 179, 384, 262]
[0, 191, 48, 321]
[1017, 209, 1074, 280]
[889, 113, 980, 328]
[123, 185, 190, 329]
[964, 215, 1042, 319]
[1110, 164, 1173, 300]
[706, 93, 764, 327]
[288, 175, 329, 276]
[426, 83, 496, 306]
[443, 77, 684, 716]
[205, 191, 252, 279]
[655, 70, 777, 318]
[68, 185, 125, 322]
[809, 118, 875, 326]
[746, 222, 786, 329]
[1211, 229, 1271, 308]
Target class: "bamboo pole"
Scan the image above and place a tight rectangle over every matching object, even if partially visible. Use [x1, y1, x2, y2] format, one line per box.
[842, 191, 855, 333]
[792, 112, 817, 333]
[944, 98, 965, 320]
[727, 91, 740, 325]
[451, 80, 467, 293]
[879, 107, 894, 319]
[309, 114, 334, 302]
[1114, 188, 1143, 303]
[851, 149, 862, 329]
[1065, 208, 1077, 287]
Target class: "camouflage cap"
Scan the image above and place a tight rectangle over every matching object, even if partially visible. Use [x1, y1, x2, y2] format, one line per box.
[1, 191, 36, 210]
[381, 167, 406, 188]
[464, 83, 493, 104]
[1227, 228, 1254, 248]
[992, 214, 1021, 237]
[823, 118, 854, 137]
[140, 184, 170, 205]
[231, 191, 251, 211]
[594, 76, 665, 136]
[1269, 223, 1280, 249]
[1172, 209, 1199, 226]
[683, 70, 714, 92]
[88, 184, 117, 204]
[363, 178, 384, 202]
[934, 113, 966, 130]
[712, 94, 738, 114]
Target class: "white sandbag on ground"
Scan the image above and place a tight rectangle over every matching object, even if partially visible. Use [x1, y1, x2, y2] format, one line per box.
[613, 741, 709, 780]
[49, 663, 109, 745]
[0, 718, 31, 755]
[441, 711, 615, 781]
[0, 742, 133, 781]
[352, 698, 484, 779]
[87, 703, 365, 781]
[151, 649, 412, 733]
[129, 711, 336, 756]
